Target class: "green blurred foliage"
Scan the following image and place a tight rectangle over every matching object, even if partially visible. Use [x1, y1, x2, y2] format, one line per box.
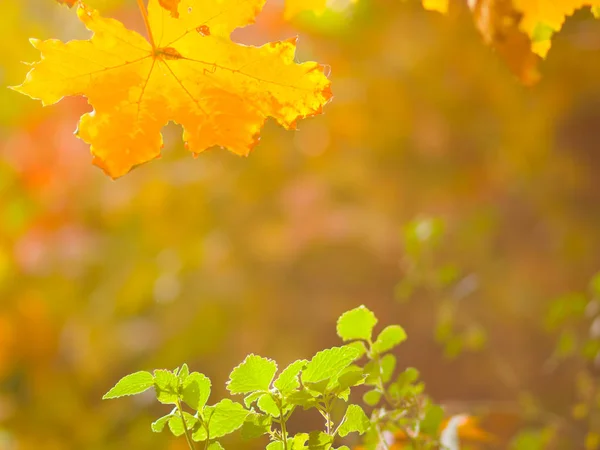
[1, 0, 600, 448]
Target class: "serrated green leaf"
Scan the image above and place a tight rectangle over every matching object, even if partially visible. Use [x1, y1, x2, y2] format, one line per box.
[267, 442, 285, 450]
[274, 360, 307, 394]
[240, 413, 272, 440]
[102, 371, 154, 399]
[372, 325, 407, 354]
[151, 414, 172, 432]
[154, 369, 179, 404]
[363, 355, 396, 385]
[337, 404, 370, 437]
[182, 372, 211, 411]
[304, 378, 330, 395]
[257, 393, 280, 417]
[292, 433, 309, 449]
[192, 424, 208, 442]
[334, 366, 365, 390]
[337, 306, 377, 342]
[302, 346, 361, 384]
[345, 341, 368, 358]
[362, 389, 381, 406]
[168, 412, 198, 437]
[337, 388, 350, 401]
[243, 391, 264, 408]
[207, 399, 249, 438]
[207, 442, 225, 450]
[178, 363, 190, 383]
[307, 431, 334, 449]
[227, 355, 277, 394]
[287, 389, 319, 409]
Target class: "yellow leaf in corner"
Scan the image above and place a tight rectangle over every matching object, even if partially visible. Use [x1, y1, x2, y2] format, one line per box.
[14, 0, 332, 178]
[512, 0, 600, 57]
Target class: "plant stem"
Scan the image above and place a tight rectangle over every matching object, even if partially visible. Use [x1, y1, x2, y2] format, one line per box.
[176, 399, 197, 450]
[135, 0, 156, 49]
[279, 407, 289, 450]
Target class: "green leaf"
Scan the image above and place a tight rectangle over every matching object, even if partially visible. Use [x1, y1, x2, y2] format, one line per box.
[337, 388, 351, 401]
[337, 404, 370, 437]
[307, 431, 334, 449]
[207, 399, 250, 438]
[267, 442, 285, 450]
[102, 371, 154, 399]
[243, 391, 264, 408]
[328, 366, 365, 394]
[388, 367, 421, 400]
[274, 360, 307, 394]
[178, 363, 190, 382]
[168, 412, 198, 437]
[227, 355, 277, 394]
[257, 393, 280, 417]
[302, 346, 361, 384]
[421, 404, 445, 436]
[151, 414, 172, 432]
[154, 369, 179, 404]
[380, 354, 396, 383]
[192, 425, 208, 442]
[286, 389, 319, 409]
[362, 389, 381, 406]
[240, 413, 271, 440]
[292, 433, 309, 449]
[345, 341, 368, 358]
[207, 442, 225, 450]
[182, 372, 211, 411]
[336, 306, 377, 342]
[372, 326, 407, 354]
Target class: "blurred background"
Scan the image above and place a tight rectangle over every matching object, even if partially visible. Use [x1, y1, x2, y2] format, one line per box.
[1, 0, 600, 448]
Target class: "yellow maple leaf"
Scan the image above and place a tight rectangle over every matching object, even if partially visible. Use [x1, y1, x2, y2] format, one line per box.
[14, 0, 332, 178]
[512, 0, 600, 57]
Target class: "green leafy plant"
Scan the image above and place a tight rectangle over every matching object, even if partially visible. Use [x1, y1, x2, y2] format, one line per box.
[103, 306, 445, 450]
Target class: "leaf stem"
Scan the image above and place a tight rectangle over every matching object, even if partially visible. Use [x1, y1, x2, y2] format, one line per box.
[135, 0, 156, 49]
[176, 398, 197, 450]
[276, 397, 289, 450]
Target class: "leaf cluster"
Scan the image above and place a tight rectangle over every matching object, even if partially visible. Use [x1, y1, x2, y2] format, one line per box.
[103, 306, 444, 450]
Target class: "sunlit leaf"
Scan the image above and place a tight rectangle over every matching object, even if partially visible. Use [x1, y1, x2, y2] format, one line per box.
[274, 359, 307, 394]
[337, 404, 370, 437]
[102, 371, 154, 399]
[336, 306, 377, 342]
[14, 0, 332, 177]
[153, 369, 179, 404]
[372, 325, 407, 354]
[302, 346, 361, 383]
[227, 354, 277, 394]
